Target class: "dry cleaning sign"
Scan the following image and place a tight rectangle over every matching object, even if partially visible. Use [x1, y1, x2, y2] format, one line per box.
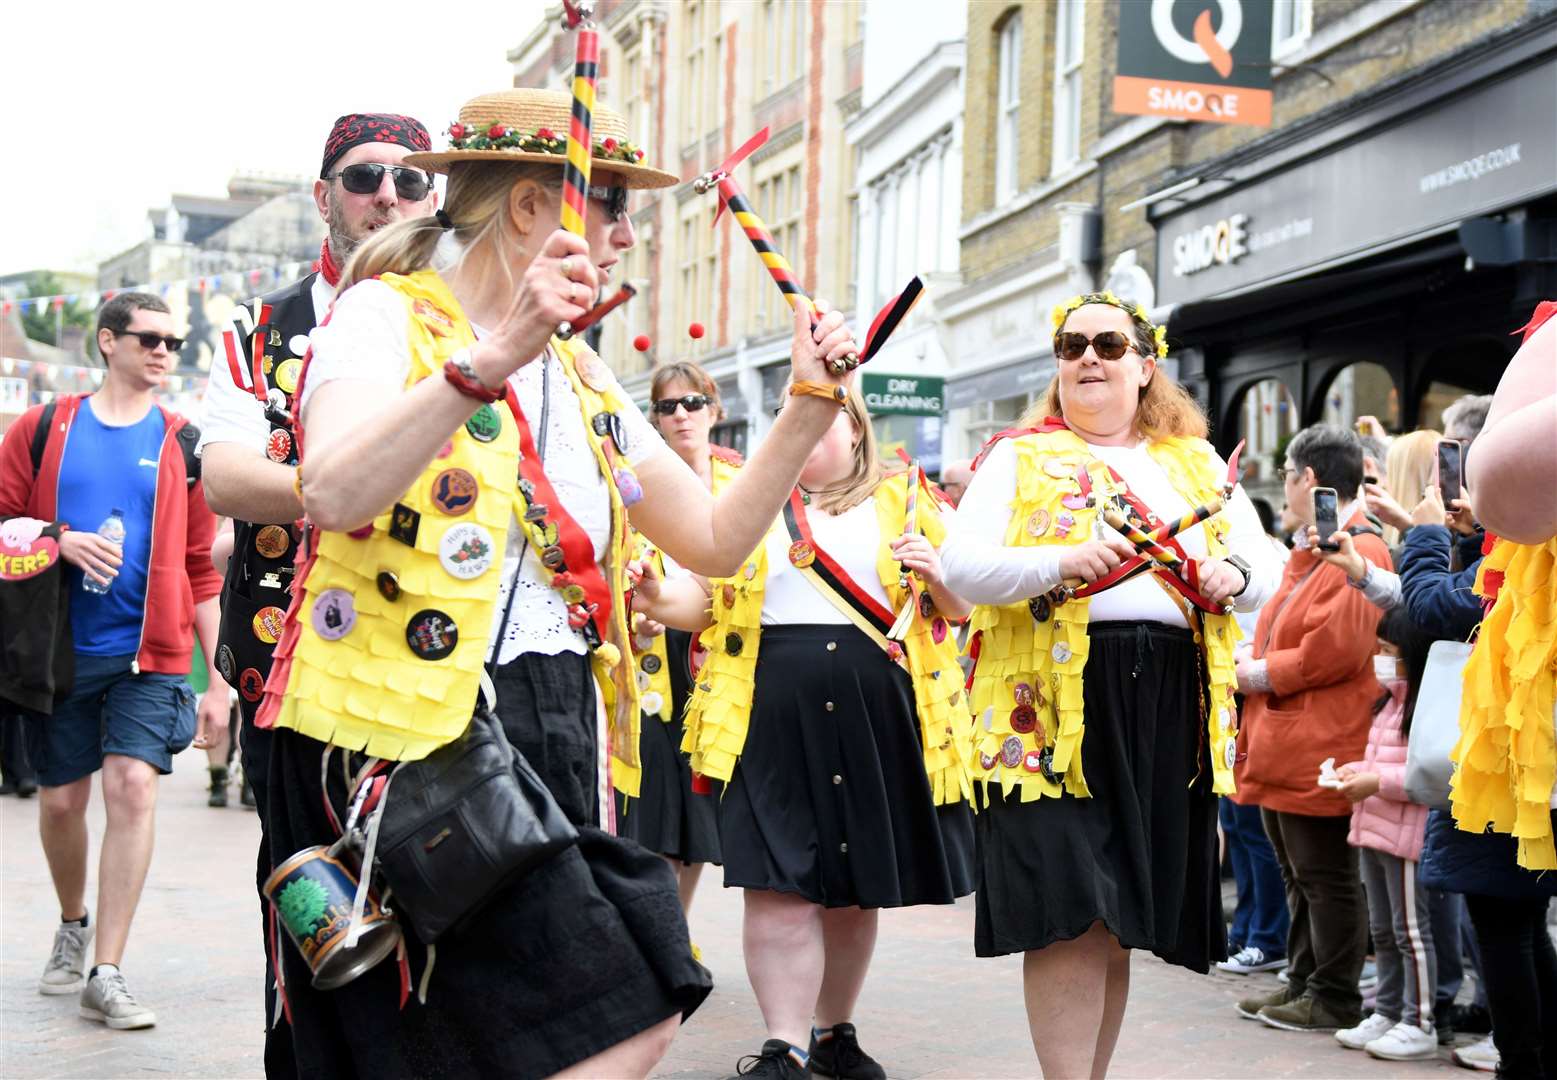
[1114, 0, 1274, 127]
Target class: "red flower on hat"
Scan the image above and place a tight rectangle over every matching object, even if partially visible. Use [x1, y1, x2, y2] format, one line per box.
[487, 124, 509, 139]
[602, 137, 618, 153]
[537, 127, 556, 141]
[633, 149, 645, 161]
[448, 123, 467, 140]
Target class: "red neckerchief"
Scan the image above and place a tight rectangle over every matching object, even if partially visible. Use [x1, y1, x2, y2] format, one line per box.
[315, 240, 342, 288]
[502, 385, 614, 645]
[782, 488, 897, 632]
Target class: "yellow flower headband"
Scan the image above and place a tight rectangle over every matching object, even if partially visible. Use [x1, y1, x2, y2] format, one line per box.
[1050, 291, 1169, 359]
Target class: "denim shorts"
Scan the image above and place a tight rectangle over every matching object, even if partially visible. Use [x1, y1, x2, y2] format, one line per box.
[32, 653, 196, 786]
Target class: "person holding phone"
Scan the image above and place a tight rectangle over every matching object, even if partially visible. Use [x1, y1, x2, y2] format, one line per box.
[1232, 424, 1393, 1035]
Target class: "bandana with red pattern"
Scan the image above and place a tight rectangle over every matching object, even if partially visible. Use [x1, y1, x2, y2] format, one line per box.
[320, 113, 431, 178]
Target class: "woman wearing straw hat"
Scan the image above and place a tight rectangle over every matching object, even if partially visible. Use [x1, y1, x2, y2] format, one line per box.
[254, 88, 860, 1079]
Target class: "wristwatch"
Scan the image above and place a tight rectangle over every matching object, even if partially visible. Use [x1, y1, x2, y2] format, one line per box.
[443, 348, 504, 404]
[1225, 554, 1253, 597]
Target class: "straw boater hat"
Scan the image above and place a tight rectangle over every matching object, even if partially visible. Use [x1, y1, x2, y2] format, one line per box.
[404, 88, 678, 189]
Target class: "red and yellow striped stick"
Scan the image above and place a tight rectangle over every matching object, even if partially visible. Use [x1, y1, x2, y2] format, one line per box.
[1149, 498, 1224, 543]
[559, 20, 599, 237]
[1102, 506, 1183, 568]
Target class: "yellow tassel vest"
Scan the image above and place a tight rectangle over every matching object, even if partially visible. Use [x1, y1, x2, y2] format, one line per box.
[267, 270, 644, 785]
[631, 452, 742, 724]
[966, 430, 1242, 802]
[681, 472, 974, 807]
[1451, 536, 1557, 870]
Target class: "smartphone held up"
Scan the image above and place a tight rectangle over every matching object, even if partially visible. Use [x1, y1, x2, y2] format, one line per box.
[1313, 486, 1340, 551]
[1436, 438, 1464, 505]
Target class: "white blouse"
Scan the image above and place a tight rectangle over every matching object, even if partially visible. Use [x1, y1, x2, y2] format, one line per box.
[758, 496, 896, 625]
[301, 278, 667, 662]
[942, 437, 1279, 628]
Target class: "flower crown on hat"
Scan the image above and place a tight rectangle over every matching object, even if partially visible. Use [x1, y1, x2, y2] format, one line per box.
[1051, 290, 1169, 359]
[444, 122, 646, 165]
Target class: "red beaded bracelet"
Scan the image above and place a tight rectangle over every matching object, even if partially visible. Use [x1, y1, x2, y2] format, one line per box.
[443, 355, 504, 404]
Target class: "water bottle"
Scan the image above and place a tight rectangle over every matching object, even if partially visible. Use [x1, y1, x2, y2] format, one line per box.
[82, 508, 126, 595]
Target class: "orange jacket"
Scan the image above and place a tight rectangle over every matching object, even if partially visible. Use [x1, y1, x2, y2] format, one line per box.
[1233, 508, 1391, 816]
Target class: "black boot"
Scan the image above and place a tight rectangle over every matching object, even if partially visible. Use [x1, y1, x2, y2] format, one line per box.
[207, 766, 229, 808]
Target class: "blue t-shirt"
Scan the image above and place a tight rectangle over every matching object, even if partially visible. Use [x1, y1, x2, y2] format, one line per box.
[56, 398, 166, 655]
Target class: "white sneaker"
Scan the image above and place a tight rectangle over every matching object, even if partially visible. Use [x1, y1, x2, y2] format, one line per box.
[79, 967, 156, 1030]
[38, 918, 94, 995]
[1452, 1034, 1499, 1072]
[1366, 1021, 1438, 1061]
[1336, 1012, 1396, 1050]
[1217, 946, 1288, 974]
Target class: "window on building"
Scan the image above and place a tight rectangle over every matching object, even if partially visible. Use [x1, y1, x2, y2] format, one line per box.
[706, 3, 723, 137]
[679, 215, 699, 353]
[843, 0, 864, 48]
[624, 48, 643, 145]
[1320, 362, 1399, 432]
[965, 393, 1035, 454]
[1272, 0, 1312, 58]
[994, 13, 1022, 204]
[683, 1, 706, 144]
[1051, 0, 1083, 173]
[752, 162, 802, 332]
[703, 205, 719, 345]
[1234, 377, 1300, 497]
[763, 0, 805, 97]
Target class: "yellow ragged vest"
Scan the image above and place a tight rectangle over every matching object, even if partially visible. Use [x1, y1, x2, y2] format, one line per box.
[681, 473, 974, 806]
[966, 430, 1241, 802]
[1452, 536, 1557, 870]
[272, 271, 643, 773]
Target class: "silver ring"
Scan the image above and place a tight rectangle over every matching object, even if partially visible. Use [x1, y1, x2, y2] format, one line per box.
[560, 257, 575, 281]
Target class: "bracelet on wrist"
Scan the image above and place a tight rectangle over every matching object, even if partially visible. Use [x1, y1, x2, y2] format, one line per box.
[788, 380, 847, 407]
[443, 349, 504, 404]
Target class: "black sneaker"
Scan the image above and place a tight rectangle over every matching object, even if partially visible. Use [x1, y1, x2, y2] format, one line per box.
[809, 1023, 885, 1080]
[732, 1039, 809, 1078]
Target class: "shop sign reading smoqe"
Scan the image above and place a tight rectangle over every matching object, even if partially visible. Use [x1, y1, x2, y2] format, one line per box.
[1114, 0, 1274, 127]
[861, 374, 944, 417]
[1173, 212, 1250, 276]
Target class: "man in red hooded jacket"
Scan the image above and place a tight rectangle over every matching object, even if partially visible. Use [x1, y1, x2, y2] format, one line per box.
[0, 291, 223, 1030]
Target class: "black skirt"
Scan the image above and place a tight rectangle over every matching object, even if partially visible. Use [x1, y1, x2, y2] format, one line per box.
[720, 624, 975, 909]
[262, 650, 712, 1080]
[974, 620, 1225, 973]
[616, 629, 723, 864]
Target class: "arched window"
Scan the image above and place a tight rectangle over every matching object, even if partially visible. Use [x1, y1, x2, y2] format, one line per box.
[994, 11, 1022, 204]
[1319, 362, 1398, 431]
[1233, 377, 1300, 502]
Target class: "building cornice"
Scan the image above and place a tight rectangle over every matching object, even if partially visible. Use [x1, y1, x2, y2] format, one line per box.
[845, 40, 965, 148]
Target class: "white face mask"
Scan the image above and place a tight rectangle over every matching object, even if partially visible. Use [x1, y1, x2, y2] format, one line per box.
[1374, 654, 1401, 683]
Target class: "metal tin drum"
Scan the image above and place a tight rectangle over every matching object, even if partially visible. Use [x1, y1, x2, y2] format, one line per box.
[263, 845, 400, 990]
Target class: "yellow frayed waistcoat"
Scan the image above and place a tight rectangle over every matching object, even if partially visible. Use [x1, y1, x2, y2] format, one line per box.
[632, 452, 743, 723]
[1451, 536, 1557, 870]
[681, 472, 974, 806]
[967, 430, 1242, 802]
[270, 270, 643, 782]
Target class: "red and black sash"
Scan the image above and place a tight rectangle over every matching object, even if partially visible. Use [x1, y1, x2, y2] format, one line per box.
[781, 489, 899, 647]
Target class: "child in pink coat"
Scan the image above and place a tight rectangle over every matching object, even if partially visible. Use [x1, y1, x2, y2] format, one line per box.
[1332, 609, 1438, 1061]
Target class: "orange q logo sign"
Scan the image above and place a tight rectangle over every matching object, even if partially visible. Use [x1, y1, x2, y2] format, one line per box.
[1114, 0, 1273, 127]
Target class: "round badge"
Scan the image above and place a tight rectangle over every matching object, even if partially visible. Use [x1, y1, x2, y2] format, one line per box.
[1218, 706, 1234, 732]
[1014, 682, 1035, 707]
[788, 541, 815, 568]
[1009, 704, 1038, 734]
[274, 358, 302, 394]
[288, 333, 311, 357]
[1023, 749, 1044, 773]
[931, 616, 948, 644]
[577, 353, 612, 393]
[1061, 493, 1089, 510]
[978, 750, 998, 771]
[252, 606, 286, 645]
[919, 591, 935, 618]
[721, 584, 737, 608]
[1000, 734, 1024, 769]
[540, 545, 566, 570]
[641, 691, 665, 715]
[465, 404, 502, 443]
[254, 524, 290, 559]
[1051, 640, 1073, 664]
[1028, 595, 1053, 623]
[1043, 457, 1074, 479]
[641, 654, 662, 674]
[636, 669, 651, 690]
[429, 468, 479, 516]
[524, 503, 549, 523]
[376, 571, 401, 602]
[1224, 740, 1238, 769]
[310, 589, 356, 641]
[744, 562, 758, 580]
[238, 668, 265, 703]
[559, 583, 586, 604]
[265, 428, 292, 463]
[1026, 510, 1051, 538]
[725, 632, 744, 656]
[438, 523, 495, 579]
[614, 468, 643, 507]
[405, 609, 458, 660]
[216, 644, 236, 682]
[1038, 747, 1060, 783]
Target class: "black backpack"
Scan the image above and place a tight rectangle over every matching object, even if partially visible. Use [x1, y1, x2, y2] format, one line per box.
[29, 399, 200, 488]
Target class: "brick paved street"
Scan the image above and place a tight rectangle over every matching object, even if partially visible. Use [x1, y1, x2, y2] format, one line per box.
[3, 747, 1465, 1078]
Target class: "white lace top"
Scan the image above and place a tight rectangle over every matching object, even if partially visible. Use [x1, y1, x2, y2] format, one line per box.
[301, 278, 665, 662]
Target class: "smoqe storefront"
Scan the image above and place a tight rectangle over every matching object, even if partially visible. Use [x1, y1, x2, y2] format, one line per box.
[1150, 14, 1557, 492]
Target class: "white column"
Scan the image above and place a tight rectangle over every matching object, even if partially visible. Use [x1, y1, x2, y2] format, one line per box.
[918, 144, 941, 275]
[940, 129, 962, 273]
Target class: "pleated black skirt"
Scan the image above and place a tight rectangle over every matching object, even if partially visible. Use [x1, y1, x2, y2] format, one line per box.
[262, 650, 712, 1079]
[974, 620, 1225, 973]
[616, 629, 723, 864]
[720, 624, 975, 909]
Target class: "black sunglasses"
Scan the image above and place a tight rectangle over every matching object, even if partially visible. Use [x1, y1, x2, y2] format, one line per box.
[1053, 330, 1139, 362]
[326, 163, 433, 201]
[652, 394, 711, 416]
[115, 330, 185, 353]
[588, 183, 629, 222]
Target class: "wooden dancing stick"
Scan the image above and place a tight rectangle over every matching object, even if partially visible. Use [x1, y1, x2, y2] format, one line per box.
[556, 0, 598, 339]
[1149, 498, 1224, 543]
[1101, 506, 1183, 568]
[887, 461, 922, 641]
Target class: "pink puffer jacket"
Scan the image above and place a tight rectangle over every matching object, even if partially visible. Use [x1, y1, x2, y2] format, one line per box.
[1347, 682, 1428, 861]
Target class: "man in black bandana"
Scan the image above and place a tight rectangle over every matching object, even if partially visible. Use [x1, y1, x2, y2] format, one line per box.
[195, 112, 434, 1070]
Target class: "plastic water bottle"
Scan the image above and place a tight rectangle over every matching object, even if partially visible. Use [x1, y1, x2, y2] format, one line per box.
[82, 508, 126, 595]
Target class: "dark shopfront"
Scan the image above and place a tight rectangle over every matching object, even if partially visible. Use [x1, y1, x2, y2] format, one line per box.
[1150, 13, 1557, 473]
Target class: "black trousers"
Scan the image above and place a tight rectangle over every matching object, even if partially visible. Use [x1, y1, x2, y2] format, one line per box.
[0, 711, 36, 787]
[1262, 808, 1367, 1015]
[1464, 893, 1557, 1080]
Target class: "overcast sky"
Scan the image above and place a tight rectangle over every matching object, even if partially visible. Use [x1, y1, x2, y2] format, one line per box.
[2, 0, 544, 279]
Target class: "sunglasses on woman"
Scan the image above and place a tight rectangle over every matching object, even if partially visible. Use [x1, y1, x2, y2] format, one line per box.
[1053, 330, 1139, 362]
[114, 330, 185, 353]
[651, 393, 711, 416]
[325, 163, 434, 201]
